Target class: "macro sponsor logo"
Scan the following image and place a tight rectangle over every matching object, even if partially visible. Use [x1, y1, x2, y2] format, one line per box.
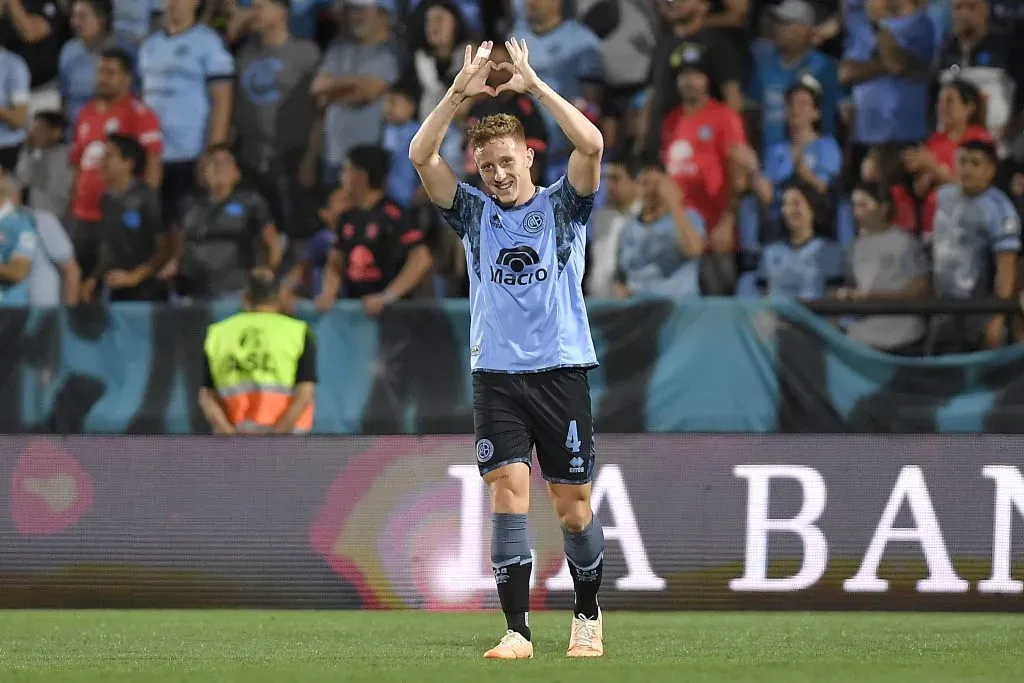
[490, 246, 548, 286]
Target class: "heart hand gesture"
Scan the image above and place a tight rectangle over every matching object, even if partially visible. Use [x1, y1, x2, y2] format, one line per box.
[494, 38, 540, 96]
[452, 41, 497, 99]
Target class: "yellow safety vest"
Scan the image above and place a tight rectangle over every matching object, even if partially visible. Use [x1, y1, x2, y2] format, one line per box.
[203, 311, 314, 432]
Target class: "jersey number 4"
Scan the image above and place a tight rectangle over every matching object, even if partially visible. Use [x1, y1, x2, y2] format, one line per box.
[565, 420, 582, 453]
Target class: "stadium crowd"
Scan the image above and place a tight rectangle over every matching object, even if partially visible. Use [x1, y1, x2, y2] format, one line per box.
[2, 0, 1024, 353]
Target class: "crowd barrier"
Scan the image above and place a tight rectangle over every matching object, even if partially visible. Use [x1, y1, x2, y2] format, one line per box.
[1, 434, 1021, 610]
[3, 299, 1024, 434]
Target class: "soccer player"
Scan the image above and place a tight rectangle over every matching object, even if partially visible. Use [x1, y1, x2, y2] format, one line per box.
[409, 39, 605, 660]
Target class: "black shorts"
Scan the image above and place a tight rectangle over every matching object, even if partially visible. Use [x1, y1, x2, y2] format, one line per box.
[473, 367, 595, 485]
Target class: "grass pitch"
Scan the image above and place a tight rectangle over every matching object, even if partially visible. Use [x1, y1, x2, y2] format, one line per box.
[1, 610, 1021, 682]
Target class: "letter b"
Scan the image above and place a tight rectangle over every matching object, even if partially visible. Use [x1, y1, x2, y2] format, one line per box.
[730, 465, 828, 592]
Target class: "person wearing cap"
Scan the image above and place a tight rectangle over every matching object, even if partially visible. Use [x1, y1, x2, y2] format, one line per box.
[749, 0, 838, 152]
[660, 46, 750, 294]
[311, 0, 400, 185]
[200, 267, 318, 434]
[234, 0, 321, 235]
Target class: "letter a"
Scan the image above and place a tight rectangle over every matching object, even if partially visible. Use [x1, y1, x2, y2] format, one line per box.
[844, 466, 968, 593]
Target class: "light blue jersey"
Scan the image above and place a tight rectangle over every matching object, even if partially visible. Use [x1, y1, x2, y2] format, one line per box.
[439, 177, 598, 374]
[0, 205, 37, 306]
[139, 25, 234, 162]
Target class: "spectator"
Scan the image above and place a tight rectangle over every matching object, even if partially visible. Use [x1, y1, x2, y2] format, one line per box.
[114, 0, 162, 44]
[382, 78, 424, 209]
[173, 145, 282, 300]
[929, 139, 1020, 350]
[139, 0, 234, 229]
[408, 0, 471, 172]
[228, 0, 331, 42]
[311, 0, 399, 184]
[576, 0, 658, 150]
[82, 134, 170, 302]
[0, 0, 69, 113]
[463, 41, 549, 185]
[840, 0, 937, 181]
[936, 0, 1022, 137]
[705, 0, 752, 75]
[660, 46, 749, 293]
[909, 79, 991, 232]
[410, 0, 472, 114]
[749, 0, 839, 152]
[0, 167, 37, 305]
[11, 185, 82, 307]
[317, 144, 433, 316]
[640, 0, 744, 158]
[69, 47, 163, 279]
[839, 181, 929, 354]
[59, 0, 136, 127]
[511, 0, 604, 181]
[405, 0, 482, 36]
[279, 184, 346, 308]
[757, 181, 837, 298]
[15, 111, 73, 216]
[0, 47, 31, 171]
[614, 162, 706, 300]
[749, 77, 842, 240]
[585, 151, 639, 298]
[234, 0, 321, 236]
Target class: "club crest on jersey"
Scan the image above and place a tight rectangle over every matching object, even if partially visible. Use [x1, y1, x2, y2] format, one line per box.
[490, 246, 548, 286]
[523, 211, 545, 233]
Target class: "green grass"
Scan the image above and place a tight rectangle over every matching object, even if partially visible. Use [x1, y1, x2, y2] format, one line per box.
[0, 610, 1022, 682]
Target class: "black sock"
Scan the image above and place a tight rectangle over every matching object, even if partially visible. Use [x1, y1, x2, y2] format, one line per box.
[568, 556, 603, 619]
[563, 517, 605, 620]
[492, 512, 533, 641]
[495, 559, 532, 641]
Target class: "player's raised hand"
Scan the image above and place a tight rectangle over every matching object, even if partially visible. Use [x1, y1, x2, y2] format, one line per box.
[452, 41, 497, 99]
[494, 38, 540, 96]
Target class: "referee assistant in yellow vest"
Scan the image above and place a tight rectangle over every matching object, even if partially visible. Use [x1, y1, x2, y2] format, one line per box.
[199, 268, 318, 434]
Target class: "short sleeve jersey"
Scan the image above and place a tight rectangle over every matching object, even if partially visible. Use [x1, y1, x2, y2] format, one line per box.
[438, 177, 598, 374]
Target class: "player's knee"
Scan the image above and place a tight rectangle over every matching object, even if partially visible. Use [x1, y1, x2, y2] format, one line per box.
[485, 462, 531, 514]
[550, 492, 592, 533]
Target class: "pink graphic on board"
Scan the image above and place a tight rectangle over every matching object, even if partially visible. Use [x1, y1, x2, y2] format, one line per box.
[10, 439, 95, 535]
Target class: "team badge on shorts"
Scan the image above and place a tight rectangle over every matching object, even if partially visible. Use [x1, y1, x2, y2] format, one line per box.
[476, 438, 495, 463]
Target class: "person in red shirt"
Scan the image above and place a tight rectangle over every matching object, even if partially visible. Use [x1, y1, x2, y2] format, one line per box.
[660, 49, 750, 293]
[69, 47, 163, 277]
[905, 80, 991, 235]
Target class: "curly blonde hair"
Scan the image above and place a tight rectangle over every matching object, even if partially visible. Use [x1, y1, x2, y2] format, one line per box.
[465, 113, 526, 151]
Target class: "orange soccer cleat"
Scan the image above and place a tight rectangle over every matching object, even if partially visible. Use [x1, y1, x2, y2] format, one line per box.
[566, 609, 603, 657]
[483, 630, 534, 660]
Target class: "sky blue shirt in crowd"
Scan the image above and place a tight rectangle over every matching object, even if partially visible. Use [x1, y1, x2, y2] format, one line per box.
[439, 177, 598, 373]
[617, 209, 705, 300]
[844, 9, 936, 144]
[114, 0, 161, 43]
[25, 209, 74, 307]
[382, 120, 420, 208]
[236, 0, 331, 40]
[758, 237, 837, 299]
[0, 48, 31, 150]
[0, 205, 37, 306]
[407, 0, 482, 33]
[748, 41, 839, 151]
[139, 25, 235, 162]
[510, 18, 602, 181]
[59, 34, 138, 128]
[931, 184, 1021, 299]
